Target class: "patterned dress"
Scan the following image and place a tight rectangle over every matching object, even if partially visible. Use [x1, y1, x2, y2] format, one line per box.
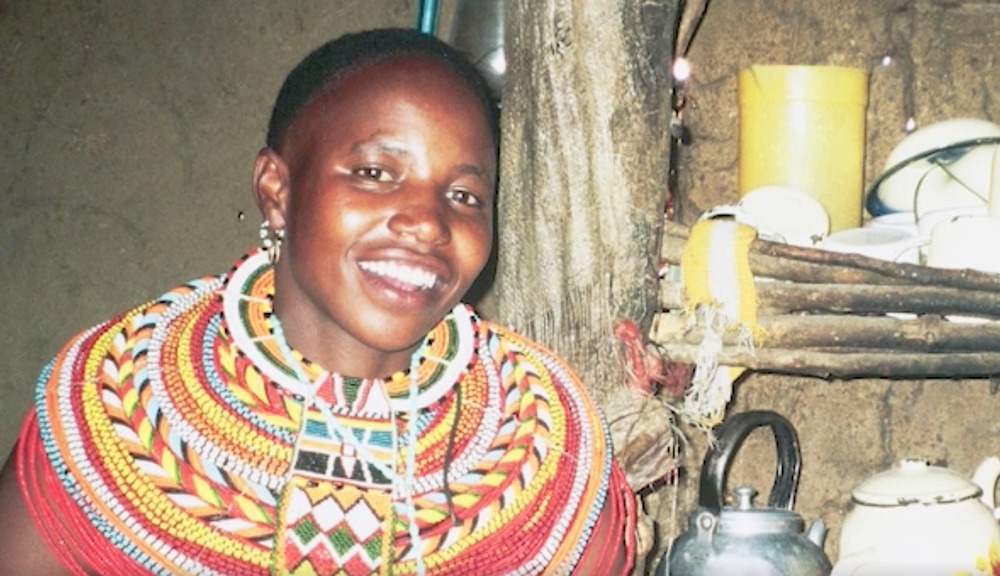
[14, 250, 635, 575]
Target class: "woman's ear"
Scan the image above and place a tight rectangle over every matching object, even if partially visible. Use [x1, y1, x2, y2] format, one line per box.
[253, 147, 290, 229]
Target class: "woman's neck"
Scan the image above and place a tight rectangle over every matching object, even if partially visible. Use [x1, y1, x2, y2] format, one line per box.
[269, 300, 421, 380]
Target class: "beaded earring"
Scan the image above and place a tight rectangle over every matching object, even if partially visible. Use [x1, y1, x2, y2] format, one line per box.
[259, 221, 286, 264]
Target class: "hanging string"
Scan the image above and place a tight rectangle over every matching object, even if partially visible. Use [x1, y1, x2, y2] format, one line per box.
[404, 348, 427, 576]
[442, 383, 462, 520]
[667, 0, 713, 219]
[677, 0, 713, 60]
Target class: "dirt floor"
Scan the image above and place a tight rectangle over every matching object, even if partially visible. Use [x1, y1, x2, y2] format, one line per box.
[0, 0, 452, 458]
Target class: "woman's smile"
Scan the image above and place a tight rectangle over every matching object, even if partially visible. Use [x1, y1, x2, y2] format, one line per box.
[253, 52, 496, 377]
[358, 259, 439, 291]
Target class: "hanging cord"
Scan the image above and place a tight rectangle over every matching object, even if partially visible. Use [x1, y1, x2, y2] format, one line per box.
[404, 350, 427, 576]
[677, 0, 713, 59]
[441, 383, 462, 520]
[667, 0, 714, 217]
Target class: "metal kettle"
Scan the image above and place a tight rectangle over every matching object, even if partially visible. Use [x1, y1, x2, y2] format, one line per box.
[656, 410, 832, 576]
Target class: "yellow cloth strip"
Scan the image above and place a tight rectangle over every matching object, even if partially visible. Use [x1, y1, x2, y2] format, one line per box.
[678, 218, 760, 426]
[680, 218, 759, 328]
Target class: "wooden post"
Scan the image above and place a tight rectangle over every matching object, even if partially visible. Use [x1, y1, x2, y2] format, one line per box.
[495, 0, 682, 496]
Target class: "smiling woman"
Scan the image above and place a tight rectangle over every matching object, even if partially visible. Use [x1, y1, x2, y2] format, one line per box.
[256, 50, 497, 378]
[0, 28, 635, 575]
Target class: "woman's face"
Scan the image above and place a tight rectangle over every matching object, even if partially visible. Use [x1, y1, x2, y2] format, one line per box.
[255, 53, 496, 376]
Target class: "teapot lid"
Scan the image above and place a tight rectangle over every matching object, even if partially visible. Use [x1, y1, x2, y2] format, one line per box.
[852, 457, 982, 506]
[716, 487, 805, 534]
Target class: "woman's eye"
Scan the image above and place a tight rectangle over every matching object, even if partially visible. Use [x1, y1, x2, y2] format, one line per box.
[355, 166, 393, 182]
[447, 189, 482, 207]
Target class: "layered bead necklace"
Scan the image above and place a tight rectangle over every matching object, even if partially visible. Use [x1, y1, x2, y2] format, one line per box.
[221, 250, 485, 574]
[32, 249, 611, 575]
[266, 311, 428, 575]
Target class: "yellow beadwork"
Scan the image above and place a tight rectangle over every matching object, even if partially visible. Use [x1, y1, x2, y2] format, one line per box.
[34, 251, 615, 574]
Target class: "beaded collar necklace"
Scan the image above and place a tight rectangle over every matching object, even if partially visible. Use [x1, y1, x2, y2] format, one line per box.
[222, 251, 479, 574]
[268, 311, 429, 574]
[266, 312, 421, 477]
[30, 249, 616, 575]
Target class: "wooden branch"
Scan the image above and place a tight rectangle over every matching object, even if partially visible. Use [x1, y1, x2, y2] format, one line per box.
[660, 280, 1000, 318]
[651, 312, 1000, 352]
[655, 220, 1000, 379]
[661, 219, 1000, 292]
[648, 339, 1000, 379]
[661, 233, 897, 286]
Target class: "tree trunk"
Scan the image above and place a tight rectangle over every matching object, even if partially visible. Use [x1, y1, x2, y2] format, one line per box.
[495, 0, 681, 496]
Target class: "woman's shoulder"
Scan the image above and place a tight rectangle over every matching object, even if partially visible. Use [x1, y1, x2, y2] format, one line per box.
[28, 257, 235, 428]
[474, 315, 607, 426]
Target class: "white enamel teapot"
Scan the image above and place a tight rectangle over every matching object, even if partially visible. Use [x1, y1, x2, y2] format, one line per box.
[833, 456, 1000, 575]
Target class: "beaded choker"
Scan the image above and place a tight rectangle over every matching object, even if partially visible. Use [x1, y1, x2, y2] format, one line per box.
[222, 251, 476, 410]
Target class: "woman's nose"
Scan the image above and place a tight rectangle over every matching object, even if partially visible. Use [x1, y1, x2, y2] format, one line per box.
[387, 191, 450, 246]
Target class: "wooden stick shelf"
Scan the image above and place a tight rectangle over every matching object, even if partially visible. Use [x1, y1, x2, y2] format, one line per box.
[651, 220, 1000, 379]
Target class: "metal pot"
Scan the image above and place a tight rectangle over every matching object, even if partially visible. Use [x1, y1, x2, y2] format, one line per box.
[657, 410, 832, 576]
[833, 456, 1000, 575]
[448, 0, 505, 98]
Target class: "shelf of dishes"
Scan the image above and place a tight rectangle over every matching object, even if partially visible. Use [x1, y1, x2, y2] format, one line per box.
[652, 218, 1000, 379]
[733, 117, 1000, 276]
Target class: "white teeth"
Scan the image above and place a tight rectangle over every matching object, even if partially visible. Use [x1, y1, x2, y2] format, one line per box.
[359, 261, 437, 289]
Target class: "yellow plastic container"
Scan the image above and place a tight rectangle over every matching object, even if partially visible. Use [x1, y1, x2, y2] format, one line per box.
[738, 65, 869, 232]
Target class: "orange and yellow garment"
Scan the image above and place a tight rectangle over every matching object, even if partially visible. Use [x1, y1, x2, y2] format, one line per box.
[14, 250, 634, 575]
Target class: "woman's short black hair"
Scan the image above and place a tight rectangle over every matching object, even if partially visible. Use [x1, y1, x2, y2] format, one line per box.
[265, 28, 499, 151]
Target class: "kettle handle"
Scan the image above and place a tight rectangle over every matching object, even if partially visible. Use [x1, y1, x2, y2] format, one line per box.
[698, 410, 801, 513]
